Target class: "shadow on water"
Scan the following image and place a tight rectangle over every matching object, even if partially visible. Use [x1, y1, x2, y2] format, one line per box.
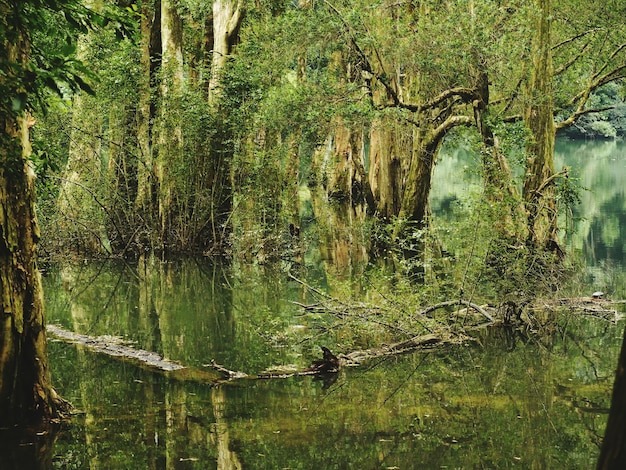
[0, 427, 59, 470]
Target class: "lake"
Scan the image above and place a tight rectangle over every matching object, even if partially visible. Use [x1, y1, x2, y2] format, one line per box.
[5, 138, 626, 469]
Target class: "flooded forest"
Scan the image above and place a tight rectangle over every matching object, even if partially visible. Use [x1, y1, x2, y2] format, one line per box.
[2, 0, 626, 468]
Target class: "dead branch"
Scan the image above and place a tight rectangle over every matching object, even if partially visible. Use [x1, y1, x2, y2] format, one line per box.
[343, 331, 469, 365]
[208, 361, 249, 379]
[417, 300, 495, 323]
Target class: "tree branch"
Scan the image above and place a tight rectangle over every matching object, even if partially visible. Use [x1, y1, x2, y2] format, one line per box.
[322, 0, 475, 115]
[553, 42, 591, 77]
[552, 28, 598, 50]
[416, 300, 494, 323]
[428, 115, 474, 144]
[556, 105, 615, 130]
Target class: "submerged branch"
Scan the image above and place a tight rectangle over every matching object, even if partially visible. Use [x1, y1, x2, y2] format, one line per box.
[47, 293, 623, 387]
[342, 331, 469, 365]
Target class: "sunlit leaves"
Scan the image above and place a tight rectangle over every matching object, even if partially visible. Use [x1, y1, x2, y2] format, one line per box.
[0, 0, 135, 122]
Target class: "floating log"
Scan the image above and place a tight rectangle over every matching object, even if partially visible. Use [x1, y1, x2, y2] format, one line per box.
[46, 324, 221, 383]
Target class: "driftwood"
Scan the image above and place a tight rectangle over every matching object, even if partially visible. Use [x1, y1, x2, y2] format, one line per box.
[48, 322, 461, 383]
[209, 332, 467, 383]
[47, 324, 185, 371]
[342, 331, 468, 365]
[210, 346, 341, 381]
[538, 297, 623, 323]
[46, 324, 221, 383]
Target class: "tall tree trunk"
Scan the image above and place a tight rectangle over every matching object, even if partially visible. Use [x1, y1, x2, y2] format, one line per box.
[368, 118, 405, 219]
[324, 120, 371, 213]
[0, 116, 67, 426]
[398, 127, 439, 228]
[398, 115, 472, 228]
[55, 0, 113, 255]
[473, 68, 525, 239]
[522, 0, 558, 249]
[135, 0, 161, 252]
[155, 0, 184, 250]
[0, 25, 68, 426]
[597, 324, 626, 469]
[57, 91, 111, 254]
[208, 0, 243, 105]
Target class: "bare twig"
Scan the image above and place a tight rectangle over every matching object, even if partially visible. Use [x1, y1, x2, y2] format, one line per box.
[417, 300, 495, 323]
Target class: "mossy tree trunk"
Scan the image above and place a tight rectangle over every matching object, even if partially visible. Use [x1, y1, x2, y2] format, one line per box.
[398, 115, 473, 229]
[0, 18, 67, 426]
[135, 0, 161, 252]
[522, 0, 558, 250]
[155, 0, 184, 250]
[368, 118, 406, 220]
[208, 0, 243, 105]
[472, 67, 525, 240]
[597, 325, 626, 469]
[0, 110, 66, 427]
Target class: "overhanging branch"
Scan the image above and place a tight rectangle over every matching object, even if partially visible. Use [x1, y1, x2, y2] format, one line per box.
[556, 105, 615, 130]
[322, 0, 476, 115]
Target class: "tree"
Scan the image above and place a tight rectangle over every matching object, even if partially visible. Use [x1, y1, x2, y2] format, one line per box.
[521, 0, 558, 250]
[0, 0, 127, 427]
[208, 0, 244, 105]
[1, 1, 69, 426]
[597, 325, 626, 469]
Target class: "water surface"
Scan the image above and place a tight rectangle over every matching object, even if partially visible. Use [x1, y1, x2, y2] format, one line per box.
[9, 138, 626, 469]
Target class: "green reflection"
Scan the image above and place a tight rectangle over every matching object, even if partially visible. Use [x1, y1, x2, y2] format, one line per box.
[432, 138, 626, 298]
[38, 260, 622, 469]
[44, 258, 308, 373]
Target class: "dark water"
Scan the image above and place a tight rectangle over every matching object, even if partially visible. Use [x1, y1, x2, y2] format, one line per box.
[6, 139, 626, 469]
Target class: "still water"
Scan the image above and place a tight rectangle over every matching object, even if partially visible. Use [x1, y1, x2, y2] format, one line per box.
[10, 139, 626, 469]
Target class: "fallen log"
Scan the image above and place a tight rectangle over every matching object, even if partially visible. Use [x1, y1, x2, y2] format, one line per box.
[342, 331, 469, 365]
[47, 324, 185, 371]
[46, 324, 221, 383]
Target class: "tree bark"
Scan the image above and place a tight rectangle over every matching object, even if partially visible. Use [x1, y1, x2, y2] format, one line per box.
[368, 118, 405, 219]
[0, 19, 67, 426]
[473, 68, 525, 239]
[398, 116, 472, 227]
[597, 325, 626, 469]
[135, 0, 161, 251]
[523, 0, 558, 249]
[208, 0, 243, 105]
[57, 92, 110, 254]
[0, 115, 67, 426]
[155, 0, 184, 249]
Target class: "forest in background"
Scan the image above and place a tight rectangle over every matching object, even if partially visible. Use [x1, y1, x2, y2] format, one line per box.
[25, 0, 625, 282]
[4, 0, 626, 444]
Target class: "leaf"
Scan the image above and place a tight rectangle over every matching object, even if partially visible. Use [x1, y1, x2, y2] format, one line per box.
[73, 75, 95, 95]
[60, 42, 77, 57]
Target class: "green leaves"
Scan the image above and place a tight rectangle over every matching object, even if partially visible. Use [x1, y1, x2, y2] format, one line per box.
[0, 0, 133, 121]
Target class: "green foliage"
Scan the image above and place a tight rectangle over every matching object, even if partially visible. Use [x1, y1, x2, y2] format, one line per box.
[0, 0, 134, 116]
[558, 83, 626, 139]
[0, 0, 135, 183]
